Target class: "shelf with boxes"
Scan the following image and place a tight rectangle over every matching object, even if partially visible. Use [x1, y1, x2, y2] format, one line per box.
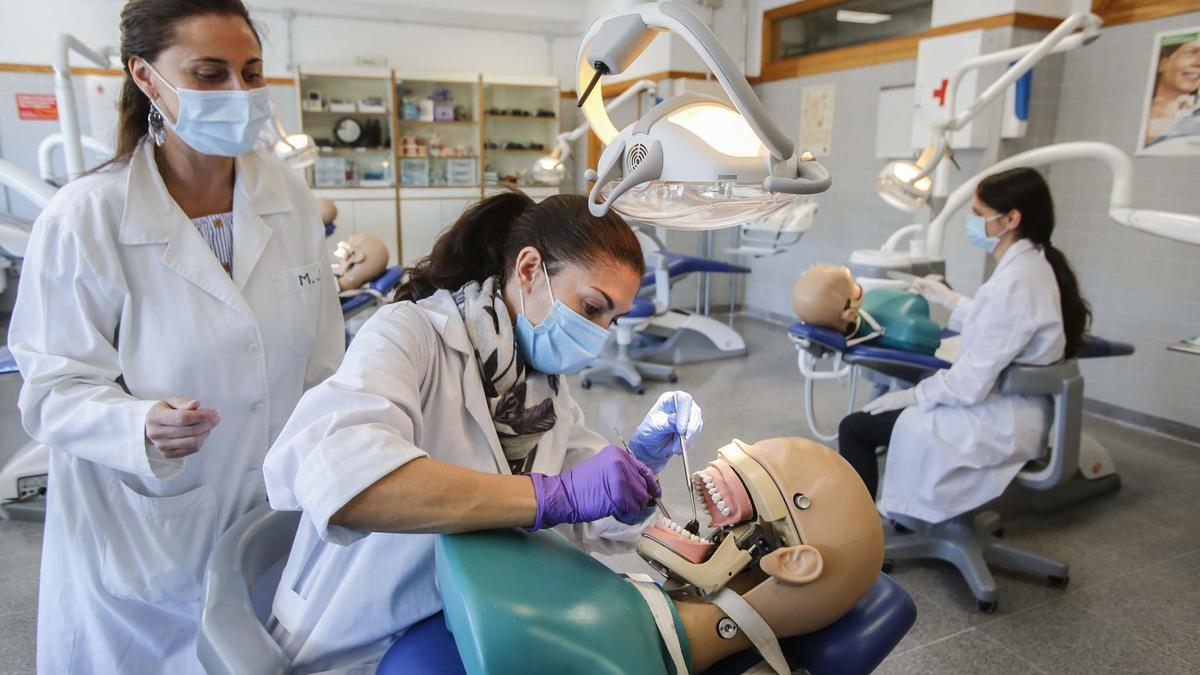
[482, 76, 561, 190]
[294, 68, 560, 268]
[298, 68, 396, 189]
[395, 73, 481, 189]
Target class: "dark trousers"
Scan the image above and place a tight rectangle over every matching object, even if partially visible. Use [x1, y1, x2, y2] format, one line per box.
[837, 409, 903, 498]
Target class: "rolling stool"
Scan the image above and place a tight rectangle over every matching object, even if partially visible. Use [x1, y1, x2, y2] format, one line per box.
[882, 360, 1084, 613]
[581, 296, 676, 395]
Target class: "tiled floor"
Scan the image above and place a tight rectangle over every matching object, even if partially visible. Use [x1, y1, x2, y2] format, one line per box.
[1, 315, 1198, 673]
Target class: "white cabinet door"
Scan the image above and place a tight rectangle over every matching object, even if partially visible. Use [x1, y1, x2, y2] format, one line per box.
[353, 199, 400, 267]
[400, 200, 443, 267]
[439, 198, 472, 236]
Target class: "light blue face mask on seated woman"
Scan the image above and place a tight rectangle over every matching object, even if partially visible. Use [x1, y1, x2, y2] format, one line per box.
[144, 60, 272, 157]
[515, 263, 611, 375]
[965, 212, 1005, 253]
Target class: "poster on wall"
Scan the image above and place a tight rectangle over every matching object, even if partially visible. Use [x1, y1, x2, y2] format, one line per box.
[799, 83, 834, 157]
[1136, 27, 1200, 156]
[16, 93, 58, 121]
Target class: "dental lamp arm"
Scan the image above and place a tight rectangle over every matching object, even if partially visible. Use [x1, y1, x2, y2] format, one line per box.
[925, 141, 1199, 256]
[577, 2, 793, 161]
[54, 35, 114, 182]
[911, 12, 1102, 185]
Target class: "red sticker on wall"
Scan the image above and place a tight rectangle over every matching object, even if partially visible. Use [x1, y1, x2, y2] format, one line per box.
[16, 93, 58, 121]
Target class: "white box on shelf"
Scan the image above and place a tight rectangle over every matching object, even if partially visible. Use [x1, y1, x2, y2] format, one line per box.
[400, 158, 430, 186]
[327, 99, 356, 113]
[446, 158, 477, 186]
[314, 156, 349, 187]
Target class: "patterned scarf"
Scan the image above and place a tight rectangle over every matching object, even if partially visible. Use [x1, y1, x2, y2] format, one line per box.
[453, 277, 559, 473]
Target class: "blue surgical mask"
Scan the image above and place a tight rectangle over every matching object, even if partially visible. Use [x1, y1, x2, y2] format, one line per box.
[965, 212, 1003, 253]
[514, 263, 611, 374]
[146, 61, 272, 157]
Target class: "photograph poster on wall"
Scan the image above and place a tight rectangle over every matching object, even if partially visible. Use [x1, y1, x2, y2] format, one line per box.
[1136, 26, 1200, 156]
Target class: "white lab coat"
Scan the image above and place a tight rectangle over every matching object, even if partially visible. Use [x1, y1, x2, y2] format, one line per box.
[263, 290, 647, 673]
[879, 239, 1065, 523]
[9, 140, 344, 674]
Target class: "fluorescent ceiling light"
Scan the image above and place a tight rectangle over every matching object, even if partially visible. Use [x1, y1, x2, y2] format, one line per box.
[836, 10, 892, 24]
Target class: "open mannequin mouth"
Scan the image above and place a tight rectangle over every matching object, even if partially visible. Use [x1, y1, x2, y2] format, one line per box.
[641, 459, 757, 565]
[693, 460, 754, 528]
[643, 516, 715, 564]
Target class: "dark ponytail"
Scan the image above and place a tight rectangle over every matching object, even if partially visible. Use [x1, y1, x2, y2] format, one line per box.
[112, 0, 261, 163]
[395, 189, 644, 302]
[977, 168, 1092, 358]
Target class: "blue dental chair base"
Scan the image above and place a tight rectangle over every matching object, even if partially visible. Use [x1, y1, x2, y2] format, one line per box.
[377, 574, 916, 675]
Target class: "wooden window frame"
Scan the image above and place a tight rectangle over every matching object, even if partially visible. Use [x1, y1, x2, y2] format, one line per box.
[757, 2, 1067, 84]
[1091, 0, 1200, 26]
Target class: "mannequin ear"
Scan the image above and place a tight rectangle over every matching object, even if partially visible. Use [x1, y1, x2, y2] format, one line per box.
[760, 545, 823, 585]
[839, 307, 859, 328]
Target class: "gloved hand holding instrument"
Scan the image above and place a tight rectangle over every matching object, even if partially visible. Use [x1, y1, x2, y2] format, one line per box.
[526, 445, 661, 530]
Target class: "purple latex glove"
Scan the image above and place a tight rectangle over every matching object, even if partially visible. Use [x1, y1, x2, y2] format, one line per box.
[526, 445, 662, 530]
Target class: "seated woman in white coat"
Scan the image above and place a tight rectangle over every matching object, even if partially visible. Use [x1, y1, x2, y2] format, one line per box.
[837, 168, 1092, 524]
[8, 1, 343, 672]
[263, 190, 706, 672]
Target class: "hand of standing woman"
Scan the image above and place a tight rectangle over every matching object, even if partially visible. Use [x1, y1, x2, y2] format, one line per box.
[145, 396, 221, 458]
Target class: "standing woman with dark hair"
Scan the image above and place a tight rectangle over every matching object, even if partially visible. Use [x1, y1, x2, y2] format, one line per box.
[837, 167, 1091, 524]
[8, 1, 343, 670]
[263, 190, 703, 671]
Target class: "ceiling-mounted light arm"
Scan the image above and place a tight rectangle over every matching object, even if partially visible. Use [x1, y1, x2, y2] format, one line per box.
[906, 12, 1102, 187]
[54, 34, 116, 182]
[577, 2, 793, 161]
[925, 141, 1199, 256]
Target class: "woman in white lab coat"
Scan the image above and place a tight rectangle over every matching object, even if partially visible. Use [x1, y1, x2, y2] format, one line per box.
[837, 168, 1092, 523]
[9, 1, 343, 672]
[264, 190, 703, 672]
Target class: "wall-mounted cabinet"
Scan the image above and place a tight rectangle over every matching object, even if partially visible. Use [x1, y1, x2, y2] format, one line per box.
[295, 67, 559, 267]
[297, 66, 396, 188]
[482, 75, 561, 190]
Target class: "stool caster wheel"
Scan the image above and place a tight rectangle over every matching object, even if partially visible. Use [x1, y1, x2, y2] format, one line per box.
[881, 559, 894, 574]
[668, 374, 678, 383]
[635, 386, 646, 395]
[580, 379, 592, 390]
[1049, 575, 1069, 589]
[978, 600, 998, 614]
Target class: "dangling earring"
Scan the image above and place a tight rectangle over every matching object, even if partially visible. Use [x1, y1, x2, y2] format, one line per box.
[147, 103, 166, 147]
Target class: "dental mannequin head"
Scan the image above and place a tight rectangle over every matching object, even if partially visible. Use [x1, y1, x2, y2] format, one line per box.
[333, 233, 388, 291]
[395, 191, 644, 333]
[119, 0, 266, 162]
[640, 436, 883, 634]
[791, 264, 864, 335]
[318, 197, 338, 226]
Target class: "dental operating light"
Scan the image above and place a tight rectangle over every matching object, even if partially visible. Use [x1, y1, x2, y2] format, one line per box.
[578, 2, 831, 230]
[925, 141, 1200, 253]
[878, 12, 1103, 213]
[261, 102, 318, 169]
[532, 79, 658, 186]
